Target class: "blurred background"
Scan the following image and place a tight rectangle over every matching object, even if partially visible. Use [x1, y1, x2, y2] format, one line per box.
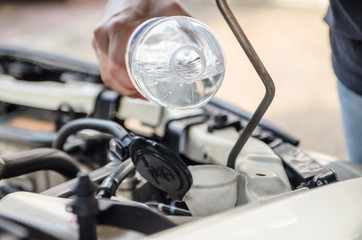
[0, 0, 347, 159]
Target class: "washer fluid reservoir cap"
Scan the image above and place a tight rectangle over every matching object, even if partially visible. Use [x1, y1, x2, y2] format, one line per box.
[129, 137, 192, 200]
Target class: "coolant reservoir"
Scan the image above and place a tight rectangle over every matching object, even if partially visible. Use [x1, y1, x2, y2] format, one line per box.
[126, 16, 225, 109]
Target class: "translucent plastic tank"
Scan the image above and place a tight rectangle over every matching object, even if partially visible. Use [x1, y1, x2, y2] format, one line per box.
[126, 16, 225, 109]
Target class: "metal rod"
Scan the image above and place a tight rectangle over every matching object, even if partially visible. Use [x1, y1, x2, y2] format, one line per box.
[216, 0, 276, 168]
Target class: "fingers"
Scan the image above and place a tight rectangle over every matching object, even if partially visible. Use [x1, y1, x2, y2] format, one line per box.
[93, 19, 139, 97]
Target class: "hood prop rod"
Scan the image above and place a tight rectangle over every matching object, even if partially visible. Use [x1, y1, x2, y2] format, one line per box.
[216, 0, 276, 169]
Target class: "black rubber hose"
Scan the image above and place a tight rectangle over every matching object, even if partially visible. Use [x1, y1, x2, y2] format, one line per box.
[0, 148, 80, 179]
[41, 161, 120, 198]
[144, 202, 191, 216]
[52, 118, 128, 151]
[97, 158, 135, 198]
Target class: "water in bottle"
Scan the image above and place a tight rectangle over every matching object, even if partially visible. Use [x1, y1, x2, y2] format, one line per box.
[126, 16, 225, 109]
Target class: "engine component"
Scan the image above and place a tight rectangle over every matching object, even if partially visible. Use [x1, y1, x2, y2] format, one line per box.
[41, 161, 121, 198]
[0, 44, 101, 84]
[68, 174, 98, 240]
[97, 198, 177, 235]
[0, 214, 60, 240]
[207, 113, 242, 133]
[162, 114, 207, 154]
[97, 158, 134, 198]
[144, 202, 191, 216]
[55, 103, 86, 131]
[0, 191, 177, 239]
[92, 90, 121, 120]
[207, 98, 299, 146]
[273, 143, 339, 189]
[53, 118, 130, 151]
[0, 148, 80, 179]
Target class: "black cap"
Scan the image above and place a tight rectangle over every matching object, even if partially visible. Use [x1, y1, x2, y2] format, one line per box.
[130, 137, 192, 200]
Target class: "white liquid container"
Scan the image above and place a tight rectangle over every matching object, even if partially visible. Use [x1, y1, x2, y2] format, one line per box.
[126, 16, 225, 109]
[183, 165, 237, 217]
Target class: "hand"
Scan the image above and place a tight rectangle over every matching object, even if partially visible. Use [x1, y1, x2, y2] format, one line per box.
[93, 0, 191, 98]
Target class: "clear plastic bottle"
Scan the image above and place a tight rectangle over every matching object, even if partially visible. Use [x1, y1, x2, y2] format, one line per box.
[126, 16, 225, 109]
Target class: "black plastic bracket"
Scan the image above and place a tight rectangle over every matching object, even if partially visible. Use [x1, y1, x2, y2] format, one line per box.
[207, 113, 242, 133]
[273, 143, 338, 189]
[93, 90, 121, 120]
[162, 114, 208, 154]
